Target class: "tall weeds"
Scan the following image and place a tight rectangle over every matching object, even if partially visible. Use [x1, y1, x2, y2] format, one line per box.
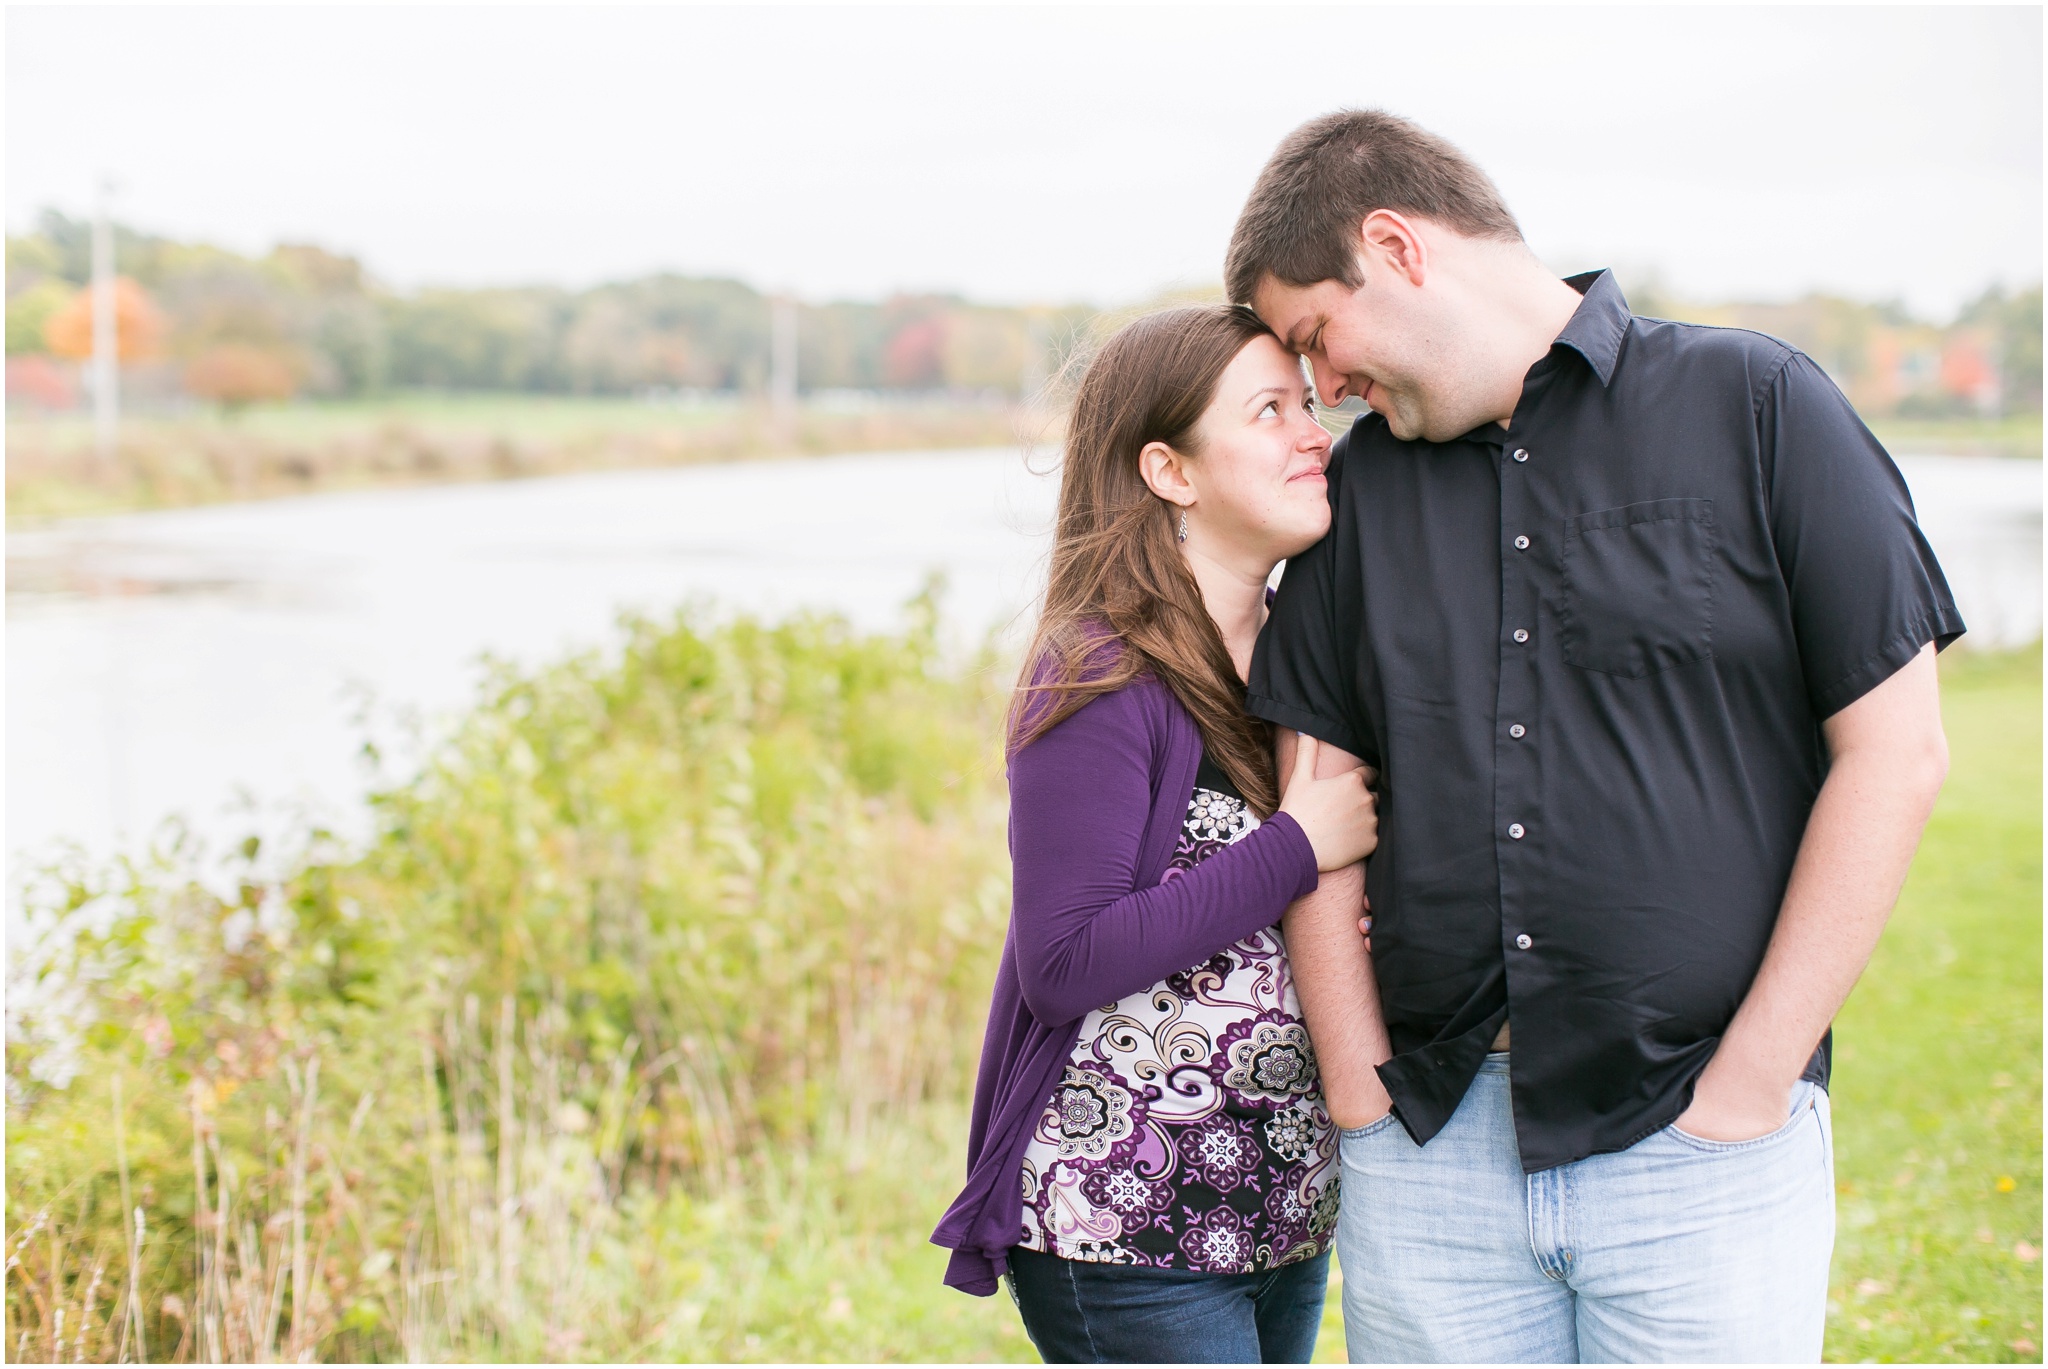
[6, 592, 1015, 1361]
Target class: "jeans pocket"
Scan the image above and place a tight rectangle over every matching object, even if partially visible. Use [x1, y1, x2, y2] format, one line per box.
[1341, 1112, 1402, 1142]
[1666, 1080, 1817, 1154]
[1561, 499, 1716, 678]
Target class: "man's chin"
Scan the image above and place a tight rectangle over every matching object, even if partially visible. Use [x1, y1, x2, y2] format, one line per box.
[1379, 407, 1428, 442]
[1386, 407, 1479, 445]
[1362, 387, 1431, 441]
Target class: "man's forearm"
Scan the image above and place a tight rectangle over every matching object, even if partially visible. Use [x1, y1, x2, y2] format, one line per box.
[1710, 750, 1942, 1084]
[1283, 861, 1393, 1129]
[1687, 646, 1947, 1134]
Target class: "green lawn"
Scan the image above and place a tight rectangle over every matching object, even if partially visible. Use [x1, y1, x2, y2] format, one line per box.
[1825, 647, 2043, 1363]
[11, 390, 748, 447]
[5, 390, 1025, 518]
[1868, 415, 2044, 459]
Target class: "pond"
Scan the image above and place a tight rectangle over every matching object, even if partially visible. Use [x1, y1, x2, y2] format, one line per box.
[7, 447, 2039, 888]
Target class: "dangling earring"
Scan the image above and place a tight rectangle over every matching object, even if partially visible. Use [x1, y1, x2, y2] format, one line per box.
[1177, 509, 1188, 544]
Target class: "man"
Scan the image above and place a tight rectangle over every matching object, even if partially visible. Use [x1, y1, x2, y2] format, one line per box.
[1229, 111, 1962, 1362]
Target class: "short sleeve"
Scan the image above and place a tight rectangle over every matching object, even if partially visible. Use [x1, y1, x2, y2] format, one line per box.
[1761, 352, 1966, 717]
[1248, 435, 1371, 761]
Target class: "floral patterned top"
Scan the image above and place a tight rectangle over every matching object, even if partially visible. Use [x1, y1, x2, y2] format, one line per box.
[1017, 752, 1339, 1272]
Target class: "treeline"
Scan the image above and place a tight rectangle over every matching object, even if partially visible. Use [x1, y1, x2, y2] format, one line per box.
[5, 210, 2040, 420]
[4, 211, 1092, 404]
[1634, 281, 2041, 421]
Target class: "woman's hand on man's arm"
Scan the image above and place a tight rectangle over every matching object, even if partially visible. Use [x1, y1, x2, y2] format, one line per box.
[1276, 732, 1377, 871]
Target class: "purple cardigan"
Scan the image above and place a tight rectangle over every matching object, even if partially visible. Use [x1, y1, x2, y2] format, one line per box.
[929, 671, 1322, 1295]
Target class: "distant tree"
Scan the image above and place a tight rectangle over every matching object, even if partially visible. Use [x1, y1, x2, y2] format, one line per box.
[33, 209, 176, 288]
[941, 308, 1030, 394]
[384, 289, 568, 390]
[41, 278, 166, 360]
[184, 343, 297, 409]
[1961, 285, 2044, 415]
[5, 279, 73, 355]
[160, 258, 297, 354]
[269, 242, 367, 295]
[800, 300, 892, 390]
[561, 275, 771, 393]
[5, 233, 64, 287]
[5, 355, 77, 408]
[882, 316, 946, 389]
[312, 296, 389, 394]
[2003, 287, 2043, 413]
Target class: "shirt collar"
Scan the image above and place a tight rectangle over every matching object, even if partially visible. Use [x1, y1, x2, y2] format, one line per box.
[1553, 269, 1630, 387]
[1455, 268, 1631, 444]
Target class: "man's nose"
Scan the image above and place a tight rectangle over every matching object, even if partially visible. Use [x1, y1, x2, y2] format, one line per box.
[1309, 356, 1348, 406]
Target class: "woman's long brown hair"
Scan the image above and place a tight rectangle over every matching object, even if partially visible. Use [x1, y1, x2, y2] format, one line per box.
[1009, 304, 1281, 816]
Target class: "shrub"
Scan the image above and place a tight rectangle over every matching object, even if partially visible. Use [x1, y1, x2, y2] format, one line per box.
[6, 593, 1012, 1361]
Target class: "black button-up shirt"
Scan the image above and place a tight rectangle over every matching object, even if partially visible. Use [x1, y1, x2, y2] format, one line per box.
[1248, 270, 1963, 1172]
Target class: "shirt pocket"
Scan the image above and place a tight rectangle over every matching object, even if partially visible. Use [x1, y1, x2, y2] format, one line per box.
[1560, 498, 1716, 678]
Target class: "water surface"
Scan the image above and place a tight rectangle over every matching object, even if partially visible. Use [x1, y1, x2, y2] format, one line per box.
[8, 448, 2038, 884]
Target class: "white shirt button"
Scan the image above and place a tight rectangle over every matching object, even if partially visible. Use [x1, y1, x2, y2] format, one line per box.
[1513, 628, 1530, 643]
[1509, 724, 1526, 738]
[1514, 535, 1531, 550]
[1516, 934, 1533, 950]
[1512, 449, 1529, 463]
[1508, 823, 1526, 839]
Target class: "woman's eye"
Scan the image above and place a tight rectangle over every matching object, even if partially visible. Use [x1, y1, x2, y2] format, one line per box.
[1259, 401, 1279, 418]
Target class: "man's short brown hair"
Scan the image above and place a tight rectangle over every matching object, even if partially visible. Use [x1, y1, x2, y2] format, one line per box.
[1225, 110, 1523, 306]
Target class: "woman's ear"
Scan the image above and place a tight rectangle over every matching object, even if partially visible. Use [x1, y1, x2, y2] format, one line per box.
[1138, 439, 1196, 508]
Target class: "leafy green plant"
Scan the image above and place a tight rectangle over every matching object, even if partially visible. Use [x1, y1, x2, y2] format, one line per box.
[7, 593, 1016, 1361]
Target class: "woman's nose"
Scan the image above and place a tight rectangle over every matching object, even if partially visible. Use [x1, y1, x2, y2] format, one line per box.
[1296, 409, 1334, 448]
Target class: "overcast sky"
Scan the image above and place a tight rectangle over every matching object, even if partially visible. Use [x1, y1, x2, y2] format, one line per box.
[7, 5, 2041, 318]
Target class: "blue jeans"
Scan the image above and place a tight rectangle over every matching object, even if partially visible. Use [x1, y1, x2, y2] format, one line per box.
[1007, 1246, 1329, 1363]
[1336, 1054, 1833, 1363]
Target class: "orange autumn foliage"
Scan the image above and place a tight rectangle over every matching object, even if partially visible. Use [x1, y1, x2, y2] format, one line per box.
[41, 278, 166, 361]
[183, 343, 298, 406]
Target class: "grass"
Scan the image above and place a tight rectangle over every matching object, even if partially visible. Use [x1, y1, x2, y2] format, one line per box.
[4, 391, 1037, 519]
[1868, 414, 2044, 459]
[1824, 646, 2043, 1362]
[4, 613, 2037, 1362]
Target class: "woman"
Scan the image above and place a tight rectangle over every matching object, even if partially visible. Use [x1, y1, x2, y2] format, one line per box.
[932, 305, 1376, 1363]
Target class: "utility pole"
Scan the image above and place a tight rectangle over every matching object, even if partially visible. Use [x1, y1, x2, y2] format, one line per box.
[92, 181, 119, 468]
[770, 294, 798, 441]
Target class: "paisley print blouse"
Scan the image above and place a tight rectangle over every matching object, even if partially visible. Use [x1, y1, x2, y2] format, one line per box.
[1017, 753, 1339, 1272]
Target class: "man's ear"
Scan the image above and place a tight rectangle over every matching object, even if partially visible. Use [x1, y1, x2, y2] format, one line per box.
[1359, 209, 1428, 288]
[1138, 439, 1196, 507]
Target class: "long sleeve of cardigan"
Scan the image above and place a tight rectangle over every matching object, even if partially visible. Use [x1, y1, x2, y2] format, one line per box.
[1008, 686, 1322, 1026]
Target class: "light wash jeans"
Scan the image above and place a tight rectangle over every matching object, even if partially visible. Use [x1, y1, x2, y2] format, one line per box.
[1335, 1053, 1833, 1363]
